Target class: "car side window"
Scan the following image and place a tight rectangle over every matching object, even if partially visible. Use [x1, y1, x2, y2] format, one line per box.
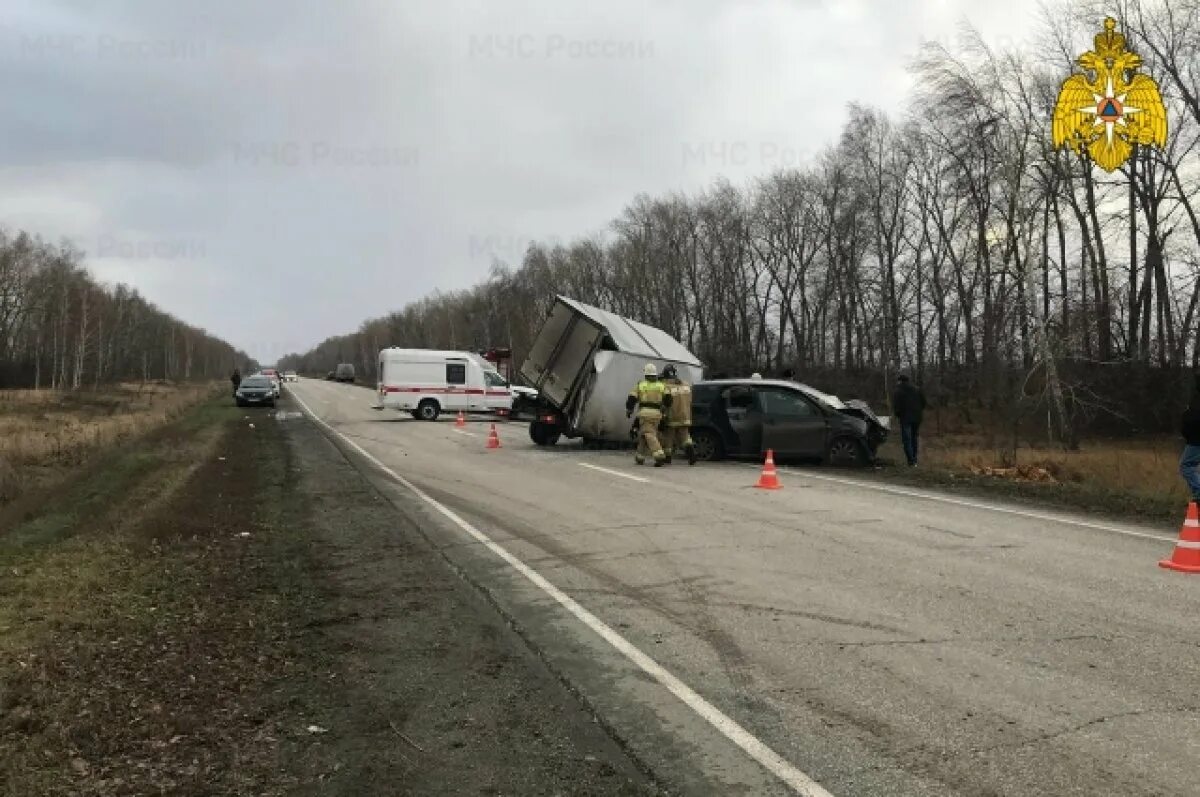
[725, 387, 753, 410]
[484, 371, 507, 387]
[446, 363, 467, 384]
[756, 388, 817, 417]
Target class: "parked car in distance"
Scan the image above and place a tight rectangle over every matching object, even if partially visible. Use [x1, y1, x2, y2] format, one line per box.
[335, 363, 355, 383]
[235, 375, 277, 408]
[688, 378, 887, 466]
[283, 371, 298, 382]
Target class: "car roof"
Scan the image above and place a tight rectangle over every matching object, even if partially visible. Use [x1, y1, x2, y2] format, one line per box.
[698, 378, 806, 390]
[697, 378, 848, 407]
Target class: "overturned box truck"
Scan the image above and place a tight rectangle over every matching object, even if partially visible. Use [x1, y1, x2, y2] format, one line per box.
[520, 296, 704, 446]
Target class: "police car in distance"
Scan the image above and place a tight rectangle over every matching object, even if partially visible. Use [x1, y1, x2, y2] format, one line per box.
[688, 378, 888, 466]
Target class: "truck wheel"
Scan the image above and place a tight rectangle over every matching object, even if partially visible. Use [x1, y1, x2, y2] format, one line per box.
[529, 421, 560, 446]
[417, 399, 440, 421]
[690, 429, 723, 462]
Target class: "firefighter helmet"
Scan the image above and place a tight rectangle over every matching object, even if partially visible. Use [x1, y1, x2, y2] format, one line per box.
[643, 363, 658, 377]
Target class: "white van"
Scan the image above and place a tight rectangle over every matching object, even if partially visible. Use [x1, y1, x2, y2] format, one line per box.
[372, 348, 515, 420]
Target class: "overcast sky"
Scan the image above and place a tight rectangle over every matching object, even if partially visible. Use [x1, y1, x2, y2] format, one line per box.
[0, 0, 1042, 362]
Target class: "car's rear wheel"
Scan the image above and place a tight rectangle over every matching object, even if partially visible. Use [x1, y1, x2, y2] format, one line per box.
[826, 437, 866, 467]
[690, 429, 723, 462]
[417, 399, 440, 421]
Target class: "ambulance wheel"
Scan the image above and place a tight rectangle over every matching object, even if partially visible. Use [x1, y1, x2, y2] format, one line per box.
[416, 399, 440, 421]
[529, 421, 560, 446]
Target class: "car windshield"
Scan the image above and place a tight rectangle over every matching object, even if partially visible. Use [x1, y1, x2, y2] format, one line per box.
[484, 371, 508, 387]
[797, 383, 845, 409]
[242, 378, 270, 387]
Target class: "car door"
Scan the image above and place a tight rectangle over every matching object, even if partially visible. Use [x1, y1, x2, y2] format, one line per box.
[720, 385, 762, 457]
[753, 386, 828, 459]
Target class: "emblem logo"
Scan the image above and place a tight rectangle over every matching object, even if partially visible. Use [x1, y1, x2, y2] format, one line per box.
[1052, 17, 1167, 172]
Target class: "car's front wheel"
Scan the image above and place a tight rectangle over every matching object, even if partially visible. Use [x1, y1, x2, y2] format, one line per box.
[690, 429, 723, 462]
[826, 437, 867, 467]
[417, 399, 440, 421]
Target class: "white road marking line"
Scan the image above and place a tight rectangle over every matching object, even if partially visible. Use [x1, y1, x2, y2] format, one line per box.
[451, 428, 478, 437]
[580, 462, 651, 484]
[780, 469, 1175, 543]
[291, 391, 832, 797]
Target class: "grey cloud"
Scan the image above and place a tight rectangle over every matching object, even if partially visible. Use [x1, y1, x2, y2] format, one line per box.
[0, 0, 1040, 361]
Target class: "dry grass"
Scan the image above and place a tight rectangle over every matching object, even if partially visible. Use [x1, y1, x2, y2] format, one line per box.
[0, 381, 221, 502]
[909, 429, 1188, 502]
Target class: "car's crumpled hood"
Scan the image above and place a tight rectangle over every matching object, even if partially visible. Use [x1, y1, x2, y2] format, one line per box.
[840, 398, 890, 431]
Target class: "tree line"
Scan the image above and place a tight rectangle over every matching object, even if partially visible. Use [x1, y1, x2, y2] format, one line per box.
[0, 229, 251, 389]
[282, 1, 1200, 443]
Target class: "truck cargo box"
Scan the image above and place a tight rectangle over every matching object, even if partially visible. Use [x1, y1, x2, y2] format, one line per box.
[520, 296, 703, 445]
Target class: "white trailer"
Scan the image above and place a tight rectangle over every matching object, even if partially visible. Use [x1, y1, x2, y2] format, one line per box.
[520, 296, 703, 446]
[372, 348, 515, 420]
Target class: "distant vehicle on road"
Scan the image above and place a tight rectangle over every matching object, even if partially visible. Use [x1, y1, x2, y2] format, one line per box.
[509, 384, 539, 418]
[689, 378, 887, 466]
[325, 371, 336, 381]
[235, 375, 277, 408]
[335, 363, 356, 383]
[283, 371, 298, 382]
[371, 348, 515, 421]
[257, 368, 282, 397]
[520, 296, 702, 447]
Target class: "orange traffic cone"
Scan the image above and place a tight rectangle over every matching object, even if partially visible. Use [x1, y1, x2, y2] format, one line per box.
[1160, 502, 1200, 573]
[456, 411, 466, 428]
[754, 449, 781, 490]
[486, 423, 501, 450]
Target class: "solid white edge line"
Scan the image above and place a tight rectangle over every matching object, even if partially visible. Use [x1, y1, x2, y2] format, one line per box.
[290, 390, 833, 797]
[580, 462, 651, 484]
[451, 428, 478, 437]
[774, 468, 1175, 544]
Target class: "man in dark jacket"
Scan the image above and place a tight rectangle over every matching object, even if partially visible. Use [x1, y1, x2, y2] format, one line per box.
[892, 374, 927, 467]
[230, 368, 242, 397]
[1180, 377, 1200, 501]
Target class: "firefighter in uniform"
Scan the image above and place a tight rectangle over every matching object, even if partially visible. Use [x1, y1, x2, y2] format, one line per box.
[660, 364, 697, 465]
[626, 363, 672, 466]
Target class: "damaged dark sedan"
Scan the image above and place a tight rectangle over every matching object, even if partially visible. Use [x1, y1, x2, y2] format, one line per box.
[688, 378, 889, 466]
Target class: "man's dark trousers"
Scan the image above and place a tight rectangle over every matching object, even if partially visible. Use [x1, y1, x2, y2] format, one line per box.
[901, 422, 920, 466]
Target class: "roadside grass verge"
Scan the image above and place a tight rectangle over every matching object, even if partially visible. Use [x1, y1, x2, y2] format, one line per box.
[0, 381, 221, 503]
[0, 399, 319, 796]
[870, 424, 1185, 525]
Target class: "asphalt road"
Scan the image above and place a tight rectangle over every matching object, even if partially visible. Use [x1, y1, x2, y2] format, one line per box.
[288, 378, 1200, 797]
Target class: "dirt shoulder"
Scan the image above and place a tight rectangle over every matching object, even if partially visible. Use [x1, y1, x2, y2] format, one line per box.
[0, 397, 658, 795]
